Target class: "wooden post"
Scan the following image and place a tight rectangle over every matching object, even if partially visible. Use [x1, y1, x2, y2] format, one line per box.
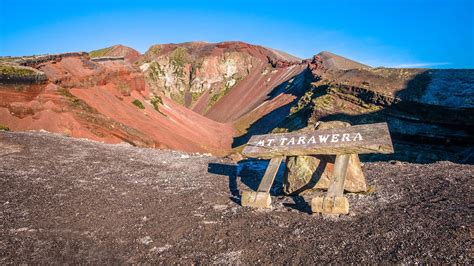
[311, 154, 351, 214]
[327, 154, 350, 197]
[257, 156, 283, 193]
[241, 156, 283, 208]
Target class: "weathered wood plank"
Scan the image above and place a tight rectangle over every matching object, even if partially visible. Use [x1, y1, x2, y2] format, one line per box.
[257, 156, 283, 193]
[327, 154, 351, 197]
[242, 122, 393, 158]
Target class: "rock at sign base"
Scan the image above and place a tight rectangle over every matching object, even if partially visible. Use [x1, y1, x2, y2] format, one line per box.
[241, 191, 272, 209]
[283, 154, 367, 194]
[311, 196, 349, 214]
[283, 121, 367, 195]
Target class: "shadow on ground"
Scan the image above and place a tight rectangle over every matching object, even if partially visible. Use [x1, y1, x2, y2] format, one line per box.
[208, 159, 311, 213]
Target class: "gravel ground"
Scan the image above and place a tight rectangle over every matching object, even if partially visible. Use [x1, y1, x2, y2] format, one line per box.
[0, 131, 472, 264]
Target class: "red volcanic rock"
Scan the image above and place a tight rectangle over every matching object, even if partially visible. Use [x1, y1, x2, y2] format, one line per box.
[308, 55, 325, 73]
[267, 57, 299, 68]
[138, 41, 307, 123]
[0, 52, 233, 155]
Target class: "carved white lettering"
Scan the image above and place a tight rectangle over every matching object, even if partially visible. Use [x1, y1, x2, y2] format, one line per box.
[342, 133, 351, 142]
[257, 140, 265, 146]
[280, 137, 288, 145]
[307, 136, 316, 144]
[297, 136, 306, 145]
[267, 139, 275, 146]
[287, 137, 295, 145]
[331, 134, 340, 143]
[319, 135, 330, 143]
[353, 132, 363, 141]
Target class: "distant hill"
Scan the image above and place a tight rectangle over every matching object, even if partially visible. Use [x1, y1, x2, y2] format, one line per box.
[89, 44, 141, 62]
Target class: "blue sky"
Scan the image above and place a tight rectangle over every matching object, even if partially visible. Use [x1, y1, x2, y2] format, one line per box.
[0, 0, 473, 68]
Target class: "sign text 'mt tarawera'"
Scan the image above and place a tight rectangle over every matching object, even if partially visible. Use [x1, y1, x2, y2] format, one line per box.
[242, 122, 394, 157]
[254, 132, 363, 147]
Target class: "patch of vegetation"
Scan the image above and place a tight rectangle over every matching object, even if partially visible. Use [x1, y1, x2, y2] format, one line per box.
[190, 61, 202, 80]
[0, 65, 35, 76]
[150, 95, 163, 107]
[170, 93, 185, 105]
[58, 87, 81, 106]
[190, 92, 201, 102]
[147, 62, 166, 84]
[149, 95, 166, 116]
[132, 99, 145, 109]
[333, 91, 382, 112]
[207, 75, 241, 109]
[89, 46, 114, 58]
[55, 87, 97, 114]
[312, 94, 335, 109]
[170, 47, 190, 77]
[148, 45, 162, 56]
[271, 128, 289, 133]
[290, 90, 314, 114]
[0, 124, 10, 131]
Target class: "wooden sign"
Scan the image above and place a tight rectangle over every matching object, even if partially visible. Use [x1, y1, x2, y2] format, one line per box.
[242, 122, 393, 158]
[240, 122, 394, 215]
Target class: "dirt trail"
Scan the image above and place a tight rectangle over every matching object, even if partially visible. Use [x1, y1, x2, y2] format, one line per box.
[0, 131, 472, 264]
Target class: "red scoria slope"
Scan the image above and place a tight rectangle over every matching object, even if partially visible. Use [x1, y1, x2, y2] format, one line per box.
[137, 41, 308, 123]
[0, 53, 233, 155]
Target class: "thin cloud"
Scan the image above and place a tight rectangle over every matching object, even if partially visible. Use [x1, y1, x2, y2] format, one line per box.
[391, 62, 451, 68]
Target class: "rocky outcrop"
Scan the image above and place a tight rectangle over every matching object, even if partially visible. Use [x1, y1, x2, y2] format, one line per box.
[137, 41, 306, 119]
[0, 64, 48, 84]
[7, 52, 89, 68]
[91, 56, 125, 62]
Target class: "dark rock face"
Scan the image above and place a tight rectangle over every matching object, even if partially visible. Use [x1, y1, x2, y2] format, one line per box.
[0, 70, 48, 84]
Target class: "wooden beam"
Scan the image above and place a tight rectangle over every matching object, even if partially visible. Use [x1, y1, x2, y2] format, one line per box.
[311, 154, 351, 215]
[257, 156, 283, 193]
[241, 156, 283, 209]
[327, 154, 350, 197]
[242, 122, 393, 158]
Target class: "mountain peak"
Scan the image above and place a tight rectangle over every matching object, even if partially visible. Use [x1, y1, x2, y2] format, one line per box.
[89, 45, 140, 62]
[315, 51, 370, 70]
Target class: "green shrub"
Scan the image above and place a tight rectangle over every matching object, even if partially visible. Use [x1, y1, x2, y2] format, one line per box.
[58, 87, 81, 106]
[0, 124, 10, 131]
[150, 95, 167, 116]
[0, 65, 35, 76]
[150, 95, 163, 110]
[132, 99, 145, 109]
